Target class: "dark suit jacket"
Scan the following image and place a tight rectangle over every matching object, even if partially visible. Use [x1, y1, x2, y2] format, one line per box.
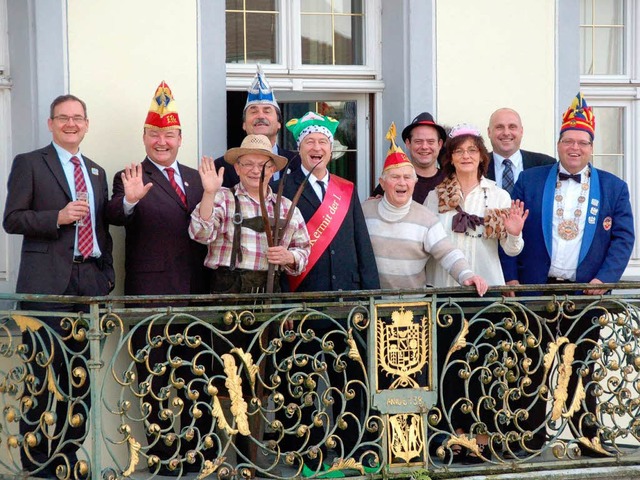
[486, 149, 556, 182]
[501, 163, 634, 287]
[3, 143, 114, 294]
[214, 145, 300, 188]
[279, 166, 380, 292]
[106, 158, 209, 295]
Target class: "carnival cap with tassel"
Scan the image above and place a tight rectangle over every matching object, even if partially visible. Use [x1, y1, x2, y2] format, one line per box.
[383, 123, 413, 172]
[560, 92, 595, 140]
[144, 81, 181, 130]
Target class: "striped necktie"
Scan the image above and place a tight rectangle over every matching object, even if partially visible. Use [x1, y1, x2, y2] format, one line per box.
[165, 167, 187, 206]
[71, 156, 94, 258]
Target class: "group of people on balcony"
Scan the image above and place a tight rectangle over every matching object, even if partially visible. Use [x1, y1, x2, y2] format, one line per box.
[2, 64, 635, 477]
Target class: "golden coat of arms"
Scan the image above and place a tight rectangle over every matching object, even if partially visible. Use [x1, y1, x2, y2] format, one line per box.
[377, 307, 430, 390]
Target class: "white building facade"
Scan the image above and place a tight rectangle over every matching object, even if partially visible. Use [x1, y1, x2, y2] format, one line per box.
[0, 0, 638, 297]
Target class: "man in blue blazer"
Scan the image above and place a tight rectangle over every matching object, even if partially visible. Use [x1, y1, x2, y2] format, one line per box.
[502, 94, 634, 457]
[486, 108, 556, 194]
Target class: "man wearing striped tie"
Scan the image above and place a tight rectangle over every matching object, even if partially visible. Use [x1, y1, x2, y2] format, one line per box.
[3, 94, 114, 477]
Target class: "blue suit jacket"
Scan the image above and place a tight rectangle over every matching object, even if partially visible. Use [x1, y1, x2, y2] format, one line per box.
[501, 163, 634, 286]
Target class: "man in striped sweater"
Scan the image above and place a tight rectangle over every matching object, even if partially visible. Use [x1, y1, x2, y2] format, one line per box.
[363, 125, 487, 295]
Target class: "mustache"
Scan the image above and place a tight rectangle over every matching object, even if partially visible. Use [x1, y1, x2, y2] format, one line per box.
[253, 119, 271, 126]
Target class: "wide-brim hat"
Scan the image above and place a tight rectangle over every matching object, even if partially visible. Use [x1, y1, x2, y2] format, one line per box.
[224, 134, 287, 171]
[401, 112, 446, 142]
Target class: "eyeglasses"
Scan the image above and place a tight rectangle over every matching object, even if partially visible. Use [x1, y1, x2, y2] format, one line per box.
[237, 160, 274, 170]
[52, 115, 87, 124]
[559, 139, 592, 148]
[452, 147, 480, 156]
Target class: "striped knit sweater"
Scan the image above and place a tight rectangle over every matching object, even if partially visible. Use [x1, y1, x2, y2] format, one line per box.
[362, 197, 473, 290]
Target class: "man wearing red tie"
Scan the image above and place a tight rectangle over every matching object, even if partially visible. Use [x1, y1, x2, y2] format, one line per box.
[106, 82, 210, 475]
[3, 94, 114, 477]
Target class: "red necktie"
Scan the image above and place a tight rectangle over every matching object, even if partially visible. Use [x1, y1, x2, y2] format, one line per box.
[165, 167, 187, 207]
[71, 156, 94, 259]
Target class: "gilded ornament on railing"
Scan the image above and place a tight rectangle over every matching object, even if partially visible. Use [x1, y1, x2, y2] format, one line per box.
[450, 318, 469, 355]
[578, 436, 615, 457]
[221, 353, 250, 436]
[377, 307, 430, 389]
[231, 347, 259, 388]
[11, 314, 42, 332]
[388, 413, 425, 463]
[446, 433, 481, 457]
[122, 436, 141, 477]
[328, 457, 365, 475]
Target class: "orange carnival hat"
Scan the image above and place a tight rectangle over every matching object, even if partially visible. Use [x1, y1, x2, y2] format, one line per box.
[560, 92, 595, 140]
[383, 122, 413, 172]
[144, 81, 181, 130]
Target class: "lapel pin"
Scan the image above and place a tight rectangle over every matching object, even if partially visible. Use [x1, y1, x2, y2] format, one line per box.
[184, 181, 189, 187]
[91, 167, 99, 175]
[603, 216, 612, 231]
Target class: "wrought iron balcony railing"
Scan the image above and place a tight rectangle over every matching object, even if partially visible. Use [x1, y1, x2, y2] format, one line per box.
[0, 283, 639, 479]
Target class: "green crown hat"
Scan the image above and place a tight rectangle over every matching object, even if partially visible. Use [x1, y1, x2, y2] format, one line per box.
[286, 111, 340, 146]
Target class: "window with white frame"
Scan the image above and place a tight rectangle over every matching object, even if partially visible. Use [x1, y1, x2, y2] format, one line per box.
[224, 0, 382, 197]
[580, 0, 640, 275]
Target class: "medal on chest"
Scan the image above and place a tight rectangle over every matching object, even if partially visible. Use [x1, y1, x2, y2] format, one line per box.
[554, 171, 590, 241]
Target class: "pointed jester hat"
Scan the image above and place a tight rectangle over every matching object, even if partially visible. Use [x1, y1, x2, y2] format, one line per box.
[144, 81, 181, 130]
[560, 92, 595, 140]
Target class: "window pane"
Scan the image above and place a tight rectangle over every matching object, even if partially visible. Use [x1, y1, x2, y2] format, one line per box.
[580, 0, 593, 24]
[301, 15, 333, 64]
[226, 12, 246, 64]
[280, 100, 358, 184]
[595, 0, 624, 24]
[580, 27, 594, 74]
[226, 2, 279, 64]
[301, 0, 331, 13]
[593, 26, 624, 74]
[592, 106, 624, 179]
[226, 0, 243, 10]
[334, 0, 363, 14]
[334, 15, 364, 64]
[580, 0, 625, 75]
[245, 13, 277, 63]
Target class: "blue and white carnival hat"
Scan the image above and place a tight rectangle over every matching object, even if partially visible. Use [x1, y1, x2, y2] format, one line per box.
[244, 64, 280, 113]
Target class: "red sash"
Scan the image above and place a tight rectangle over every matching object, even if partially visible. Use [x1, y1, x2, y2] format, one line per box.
[288, 176, 354, 292]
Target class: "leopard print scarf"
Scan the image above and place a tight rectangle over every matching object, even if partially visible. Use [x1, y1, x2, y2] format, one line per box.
[435, 176, 508, 239]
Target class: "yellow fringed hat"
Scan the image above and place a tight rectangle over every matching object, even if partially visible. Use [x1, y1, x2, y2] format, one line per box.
[383, 122, 413, 172]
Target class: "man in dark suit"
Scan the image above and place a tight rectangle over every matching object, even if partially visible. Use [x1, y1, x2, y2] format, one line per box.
[215, 65, 299, 187]
[3, 94, 114, 477]
[486, 108, 556, 192]
[106, 82, 210, 475]
[502, 94, 634, 457]
[279, 112, 379, 477]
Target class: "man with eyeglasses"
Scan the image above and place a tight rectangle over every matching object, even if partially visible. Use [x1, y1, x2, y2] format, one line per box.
[214, 65, 299, 188]
[500, 93, 634, 457]
[106, 81, 211, 475]
[189, 134, 310, 476]
[3, 94, 115, 477]
[371, 112, 447, 203]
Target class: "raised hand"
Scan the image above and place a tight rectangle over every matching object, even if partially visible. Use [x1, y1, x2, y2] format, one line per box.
[502, 199, 529, 236]
[121, 163, 153, 203]
[199, 156, 224, 195]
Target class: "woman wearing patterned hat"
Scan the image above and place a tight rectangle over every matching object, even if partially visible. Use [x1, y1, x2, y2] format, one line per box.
[424, 123, 529, 462]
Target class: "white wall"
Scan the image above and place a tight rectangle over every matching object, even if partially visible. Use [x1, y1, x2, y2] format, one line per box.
[67, 0, 200, 294]
[436, 0, 557, 157]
